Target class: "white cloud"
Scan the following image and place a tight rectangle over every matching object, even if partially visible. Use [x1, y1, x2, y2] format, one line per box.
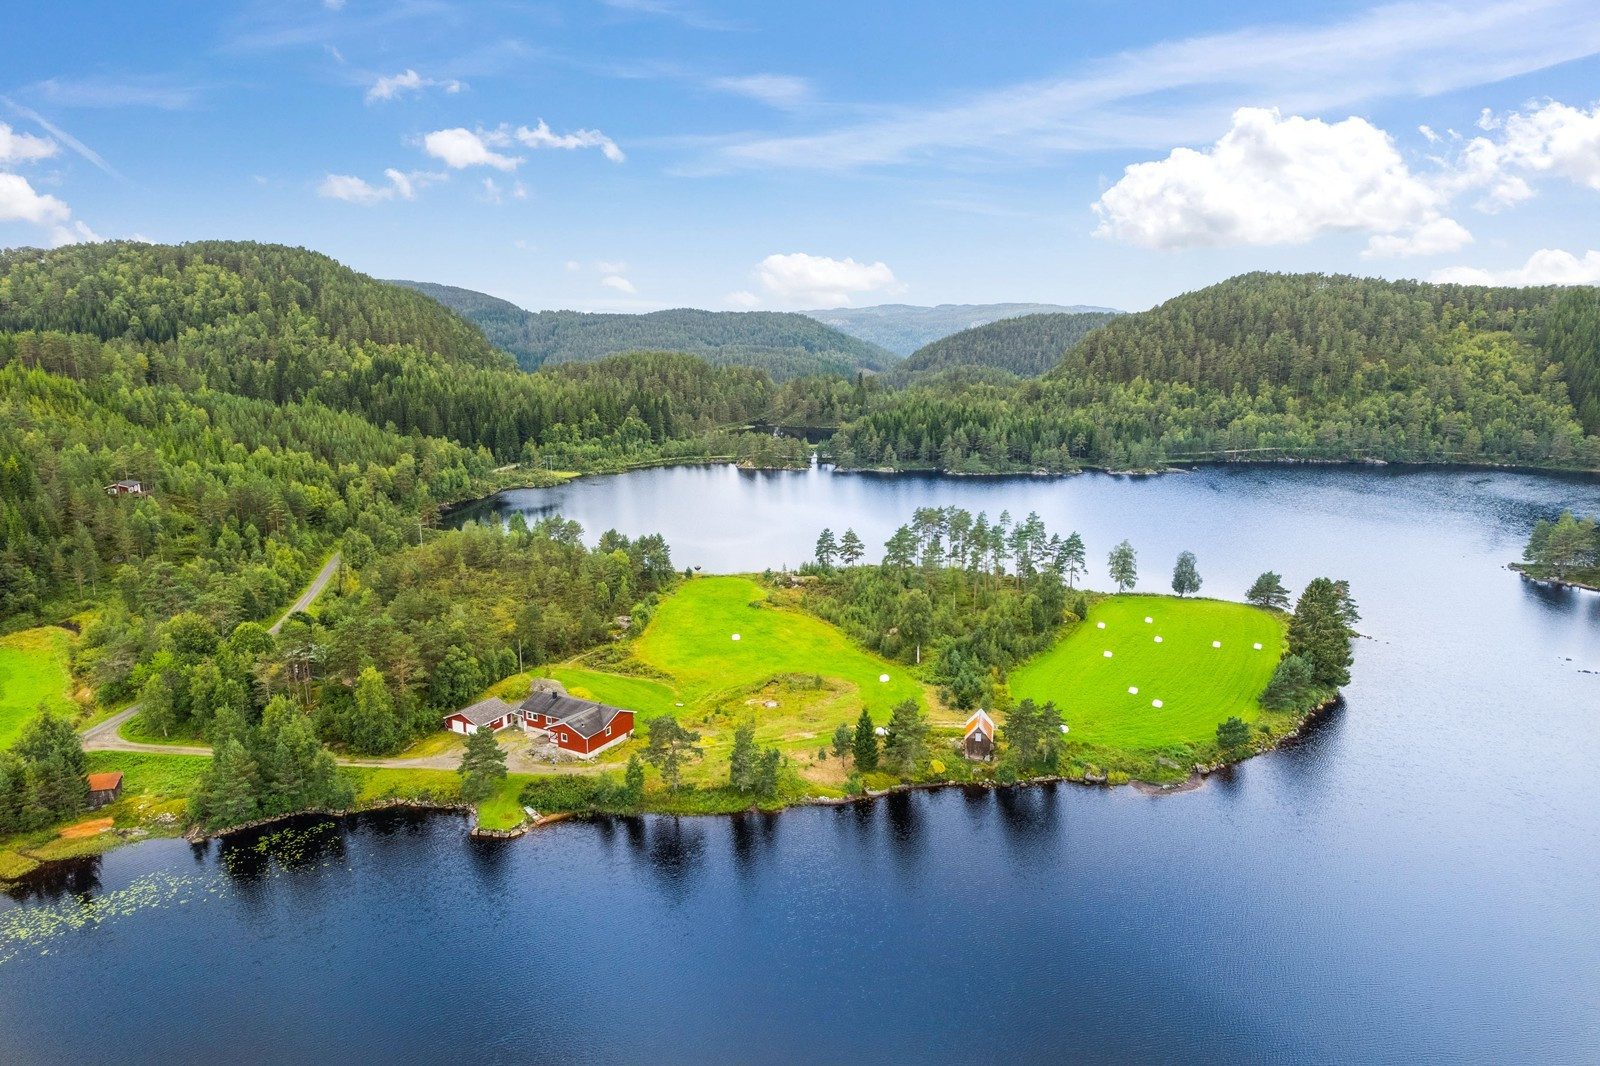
[564, 260, 582, 271]
[1363, 217, 1475, 258]
[1432, 248, 1600, 285]
[421, 123, 624, 169]
[712, 0, 1600, 171]
[752, 252, 901, 307]
[709, 74, 812, 110]
[602, 0, 738, 31]
[725, 290, 761, 308]
[509, 121, 624, 163]
[366, 69, 465, 104]
[49, 219, 100, 247]
[324, 0, 345, 9]
[0, 122, 57, 165]
[0, 172, 70, 224]
[422, 128, 520, 170]
[595, 259, 629, 274]
[318, 168, 441, 205]
[1094, 107, 1452, 250]
[601, 275, 637, 294]
[1472, 99, 1600, 191]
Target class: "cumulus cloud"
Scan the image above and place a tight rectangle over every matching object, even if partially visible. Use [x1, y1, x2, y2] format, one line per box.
[0, 172, 70, 224]
[318, 168, 442, 205]
[0, 122, 58, 165]
[1432, 248, 1600, 286]
[725, 290, 761, 308]
[1093, 107, 1457, 251]
[366, 69, 464, 104]
[479, 177, 529, 204]
[601, 274, 636, 294]
[422, 128, 520, 170]
[1362, 217, 1474, 259]
[751, 252, 901, 307]
[709, 74, 812, 110]
[421, 123, 624, 169]
[1468, 99, 1600, 192]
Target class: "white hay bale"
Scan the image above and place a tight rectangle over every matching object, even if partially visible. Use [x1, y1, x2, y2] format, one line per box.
[1253, 642, 1263, 650]
[1144, 616, 1153, 623]
[1151, 699, 1163, 708]
[878, 673, 890, 683]
[1059, 724, 1070, 734]
[1154, 636, 1163, 643]
[1096, 621, 1106, 629]
[1103, 650, 1113, 658]
[1128, 686, 1139, 694]
[731, 633, 741, 641]
[1212, 640, 1221, 648]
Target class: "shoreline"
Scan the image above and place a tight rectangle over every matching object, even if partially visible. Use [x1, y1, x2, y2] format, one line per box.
[1508, 562, 1600, 593]
[7, 695, 1342, 883]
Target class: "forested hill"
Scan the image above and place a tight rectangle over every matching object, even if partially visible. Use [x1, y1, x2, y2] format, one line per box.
[2, 241, 510, 373]
[805, 302, 1118, 356]
[0, 240, 802, 644]
[888, 311, 1120, 384]
[394, 280, 898, 381]
[827, 272, 1600, 473]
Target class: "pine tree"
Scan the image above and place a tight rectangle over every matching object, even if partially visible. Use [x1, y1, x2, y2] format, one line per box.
[728, 721, 759, 793]
[1058, 532, 1086, 588]
[882, 699, 929, 776]
[838, 528, 865, 566]
[643, 715, 702, 791]
[755, 748, 781, 800]
[1260, 654, 1314, 710]
[459, 725, 508, 803]
[1246, 571, 1291, 610]
[831, 721, 854, 760]
[814, 528, 838, 568]
[852, 707, 879, 772]
[623, 754, 646, 804]
[1216, 716, 1251, 751]
[1287, 578, 1355, 688]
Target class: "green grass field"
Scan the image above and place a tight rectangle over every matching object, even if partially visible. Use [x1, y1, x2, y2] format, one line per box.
[0, 627, 79, 747]
[548, 668, 681, 718]
[1011, 594, 1285, 750]
[634, 576, 925, 709]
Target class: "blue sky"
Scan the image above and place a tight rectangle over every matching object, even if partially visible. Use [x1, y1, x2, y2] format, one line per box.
[4, 0, 1600, 312]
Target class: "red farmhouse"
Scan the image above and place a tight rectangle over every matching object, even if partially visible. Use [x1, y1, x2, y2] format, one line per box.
[519, 690, 634, 758]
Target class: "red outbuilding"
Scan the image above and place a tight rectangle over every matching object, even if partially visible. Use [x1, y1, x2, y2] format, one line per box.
[442, 696, 519, 735]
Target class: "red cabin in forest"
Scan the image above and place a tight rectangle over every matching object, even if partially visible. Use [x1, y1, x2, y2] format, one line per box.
[443, 697, 518, 735]
[519, 690, 634, 758]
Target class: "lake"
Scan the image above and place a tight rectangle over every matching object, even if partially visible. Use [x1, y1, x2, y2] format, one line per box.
[4, 465, 1599, 1064]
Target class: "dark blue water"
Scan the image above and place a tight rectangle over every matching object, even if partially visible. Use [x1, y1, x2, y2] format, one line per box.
[5, 466, 1599, 1064]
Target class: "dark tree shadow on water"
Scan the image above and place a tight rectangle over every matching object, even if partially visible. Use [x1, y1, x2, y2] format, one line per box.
[729, 810, 779, 881]
[3, 854, 103, 904]
[638, 816, 706, 904]
[994, 782, 1062, 856]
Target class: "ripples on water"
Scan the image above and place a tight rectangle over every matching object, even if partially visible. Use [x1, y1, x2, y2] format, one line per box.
[2, 467, 1598, 1065]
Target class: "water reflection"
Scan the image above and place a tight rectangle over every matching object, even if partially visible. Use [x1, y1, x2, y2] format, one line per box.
[639, 816, 706, 903]
[2, 855, 102, 905]
[993, 782, 1063, 854]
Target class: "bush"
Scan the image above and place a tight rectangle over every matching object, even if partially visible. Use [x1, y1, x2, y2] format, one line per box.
[518, 775, 614, 813]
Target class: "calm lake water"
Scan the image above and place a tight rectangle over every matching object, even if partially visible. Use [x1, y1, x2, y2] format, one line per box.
[5, 465, 1599, 1064]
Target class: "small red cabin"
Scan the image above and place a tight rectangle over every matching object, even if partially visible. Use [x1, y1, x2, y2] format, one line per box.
[105, 479, 147, 497]
[519, 690, 634, 758]
[443, 696, 518, 735]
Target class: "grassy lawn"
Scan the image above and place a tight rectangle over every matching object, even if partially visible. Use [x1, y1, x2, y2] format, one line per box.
[1011, 594, 1285, 751]
[119, 714, 209, 747]
[389, 730, 468, 761]
[548, 667, 680, 718]
[0, 627, 79, 747]
[635, 576, 927, 710]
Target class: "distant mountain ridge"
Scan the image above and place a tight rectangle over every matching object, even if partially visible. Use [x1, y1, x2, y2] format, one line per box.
[804, 302, 1120, 356]
[393, 280, 897, 381]
[888, 311, 1122, 384]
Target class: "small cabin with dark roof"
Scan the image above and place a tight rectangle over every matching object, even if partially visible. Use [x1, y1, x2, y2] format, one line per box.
[519, 689, 634, 758]
[443, 696, 519, 735]
[105, 479, 147, 497]
[964, 709, 995, 761]
[86, 771, 124, 809]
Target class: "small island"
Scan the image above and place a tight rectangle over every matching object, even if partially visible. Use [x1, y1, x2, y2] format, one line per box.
[1512, 510, 1600, 591]
[2, 508, 1356, 879]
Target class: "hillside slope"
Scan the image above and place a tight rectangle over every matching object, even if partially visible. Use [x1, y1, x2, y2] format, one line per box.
[395, 280, 897, 380]
[888, 311, 1120, 384]
[806, 302, 1118, 355]
[826, 272, 1600, 473]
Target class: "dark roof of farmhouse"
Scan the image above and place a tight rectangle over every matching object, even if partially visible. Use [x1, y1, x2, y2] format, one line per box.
[520, 689, 627, 739]
[454, 697, 516, 726]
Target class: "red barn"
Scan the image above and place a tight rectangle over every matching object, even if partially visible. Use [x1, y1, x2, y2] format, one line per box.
[519, 690, 634, 758]
[442, 696, 519, 735]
